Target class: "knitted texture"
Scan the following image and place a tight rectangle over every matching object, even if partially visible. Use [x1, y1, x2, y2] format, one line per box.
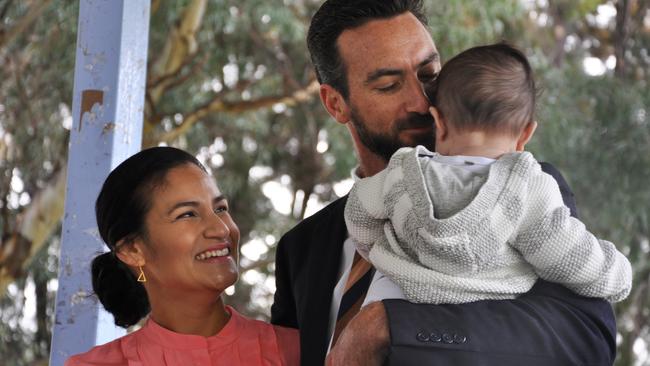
[344, 146, 632, 304]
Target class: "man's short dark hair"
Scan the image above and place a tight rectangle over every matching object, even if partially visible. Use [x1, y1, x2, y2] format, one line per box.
[307, 0, 428, 100]
[427, 43, 537, 136]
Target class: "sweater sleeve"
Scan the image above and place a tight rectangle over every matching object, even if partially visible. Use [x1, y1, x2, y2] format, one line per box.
[344, 168, 391, 259]
[512, 171, 632, 302]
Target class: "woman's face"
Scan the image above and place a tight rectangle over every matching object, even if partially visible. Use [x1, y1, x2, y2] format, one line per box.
[137, 163, 240, 296]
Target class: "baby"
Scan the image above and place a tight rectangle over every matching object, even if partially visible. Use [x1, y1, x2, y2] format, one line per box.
[344, 43, 631, 305]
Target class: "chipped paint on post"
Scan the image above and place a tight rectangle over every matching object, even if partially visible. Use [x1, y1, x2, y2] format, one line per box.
[78, 90, 104, 131]
[49, 1, 150, 365]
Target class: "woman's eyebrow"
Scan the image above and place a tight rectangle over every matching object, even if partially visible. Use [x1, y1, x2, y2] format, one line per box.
[166, 195, 226, 215]
[166, 201, 199, 215]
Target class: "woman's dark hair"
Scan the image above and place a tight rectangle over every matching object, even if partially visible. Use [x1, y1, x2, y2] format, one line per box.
[307, 0, 428, 99]
[92, 146, 206, 327]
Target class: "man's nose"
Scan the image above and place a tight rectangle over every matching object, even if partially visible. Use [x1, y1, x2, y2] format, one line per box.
[404, 76, 430, 114]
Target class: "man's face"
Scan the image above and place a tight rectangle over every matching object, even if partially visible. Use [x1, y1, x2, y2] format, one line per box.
[338, 12, 440, 162]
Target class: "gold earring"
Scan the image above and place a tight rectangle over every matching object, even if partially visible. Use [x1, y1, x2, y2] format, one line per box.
[137, 266, 147, 283]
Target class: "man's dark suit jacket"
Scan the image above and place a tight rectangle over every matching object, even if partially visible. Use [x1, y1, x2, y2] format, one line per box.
[271, 163, 617, 366]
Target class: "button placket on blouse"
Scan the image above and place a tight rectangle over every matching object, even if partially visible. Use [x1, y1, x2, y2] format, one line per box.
[190, 342, 211, 366]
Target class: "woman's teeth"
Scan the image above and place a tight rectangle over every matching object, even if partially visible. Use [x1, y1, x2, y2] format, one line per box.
[196, 248, 230, 260]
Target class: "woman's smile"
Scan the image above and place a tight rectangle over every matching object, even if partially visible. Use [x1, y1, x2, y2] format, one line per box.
[195, 246, 231, 261]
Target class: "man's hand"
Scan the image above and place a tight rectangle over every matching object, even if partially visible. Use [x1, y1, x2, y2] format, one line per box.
[326, 301, 390, 366]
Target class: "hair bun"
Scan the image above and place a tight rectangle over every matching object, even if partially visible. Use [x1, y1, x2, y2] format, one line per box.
[91, 252, 150, 327]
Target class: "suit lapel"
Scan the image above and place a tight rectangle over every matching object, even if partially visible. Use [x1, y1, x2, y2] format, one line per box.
[302, 196, 348, 360]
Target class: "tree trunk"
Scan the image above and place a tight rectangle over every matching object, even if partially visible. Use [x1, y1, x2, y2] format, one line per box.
[35, 272, 50, 358]
[0, 167, 66, 296]
[614, 0, 632, 78]
[145, 0, 208, 127]
[548, 0, 569, 67]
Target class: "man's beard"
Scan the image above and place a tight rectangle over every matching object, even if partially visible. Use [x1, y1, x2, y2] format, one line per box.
[349, 106, 435, 162]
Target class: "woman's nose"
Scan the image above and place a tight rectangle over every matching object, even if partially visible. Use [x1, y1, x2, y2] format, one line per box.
[204, 213, 230, 239]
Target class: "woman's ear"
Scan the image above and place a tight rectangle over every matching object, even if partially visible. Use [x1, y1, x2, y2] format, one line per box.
[320, 84, 350, 124]
[430, 106, 448, 141]
[115, 238, 145, 267]
[516, 121, 538, 151]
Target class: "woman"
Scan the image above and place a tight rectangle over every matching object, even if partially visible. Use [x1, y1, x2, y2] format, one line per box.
[66, 146, 299, 365]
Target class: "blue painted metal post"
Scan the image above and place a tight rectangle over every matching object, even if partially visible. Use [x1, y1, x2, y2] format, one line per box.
[49, 1, 150, 365]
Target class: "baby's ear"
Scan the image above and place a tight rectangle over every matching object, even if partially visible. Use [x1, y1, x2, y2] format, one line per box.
[516, 121, 538, 151]
[430, 107, 447, 140]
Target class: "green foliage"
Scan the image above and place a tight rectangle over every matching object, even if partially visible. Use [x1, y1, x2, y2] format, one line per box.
[425, 0, 528, 59]
[0, 0, 648, 365]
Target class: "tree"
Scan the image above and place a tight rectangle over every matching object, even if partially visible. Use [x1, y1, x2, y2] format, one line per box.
[0, 1, 648, 365]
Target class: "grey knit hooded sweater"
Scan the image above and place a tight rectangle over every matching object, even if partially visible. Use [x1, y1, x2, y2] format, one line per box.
[344, 146, 631, 304]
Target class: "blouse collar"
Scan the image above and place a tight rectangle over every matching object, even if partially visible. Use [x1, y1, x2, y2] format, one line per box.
[139, 305, 245, 350]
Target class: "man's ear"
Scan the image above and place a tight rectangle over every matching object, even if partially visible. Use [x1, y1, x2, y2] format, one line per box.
[115, 237, 145, 268]
[516, 121, 538, 151]
[430, 106, 448, 141]
[320, 84, 350, 124]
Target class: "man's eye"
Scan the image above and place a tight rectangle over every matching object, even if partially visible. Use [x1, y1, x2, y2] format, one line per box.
[377, 83, 399, 92]
[418, 72, 438, 82]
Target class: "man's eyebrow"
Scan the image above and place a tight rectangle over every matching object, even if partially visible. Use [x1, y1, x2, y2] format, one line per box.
[364, 52, 440, 85]
[365, 68, 404, 85]
[418, 52, 440, 68]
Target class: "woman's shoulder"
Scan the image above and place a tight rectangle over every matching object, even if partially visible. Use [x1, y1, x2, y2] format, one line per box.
[64, 333, 136, 366]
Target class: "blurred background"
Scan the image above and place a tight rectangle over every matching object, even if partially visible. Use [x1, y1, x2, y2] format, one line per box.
[0, 0, 648, 365]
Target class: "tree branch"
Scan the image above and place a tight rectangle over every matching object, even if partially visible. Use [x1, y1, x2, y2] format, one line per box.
[147, 49, 201, 90]
[0, 0, 14, 22]
[0, 0, 53, 49]
[249, 19, 302, 92]
[146, 79, 319, 147]
[148, 0, 207, 103]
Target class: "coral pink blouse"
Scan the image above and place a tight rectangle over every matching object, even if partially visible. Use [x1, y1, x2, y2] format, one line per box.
[65, 306, 299, 366]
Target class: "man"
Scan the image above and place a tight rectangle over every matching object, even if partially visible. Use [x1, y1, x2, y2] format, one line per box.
[271, 1, 617, 365]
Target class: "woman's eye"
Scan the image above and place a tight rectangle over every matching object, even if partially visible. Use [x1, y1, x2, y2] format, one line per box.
[176, 211, 196, 220]
[214, 205, 228, 214]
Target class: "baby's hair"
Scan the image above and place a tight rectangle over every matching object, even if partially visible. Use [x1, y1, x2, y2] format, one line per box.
[426, 42, 537, 136]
